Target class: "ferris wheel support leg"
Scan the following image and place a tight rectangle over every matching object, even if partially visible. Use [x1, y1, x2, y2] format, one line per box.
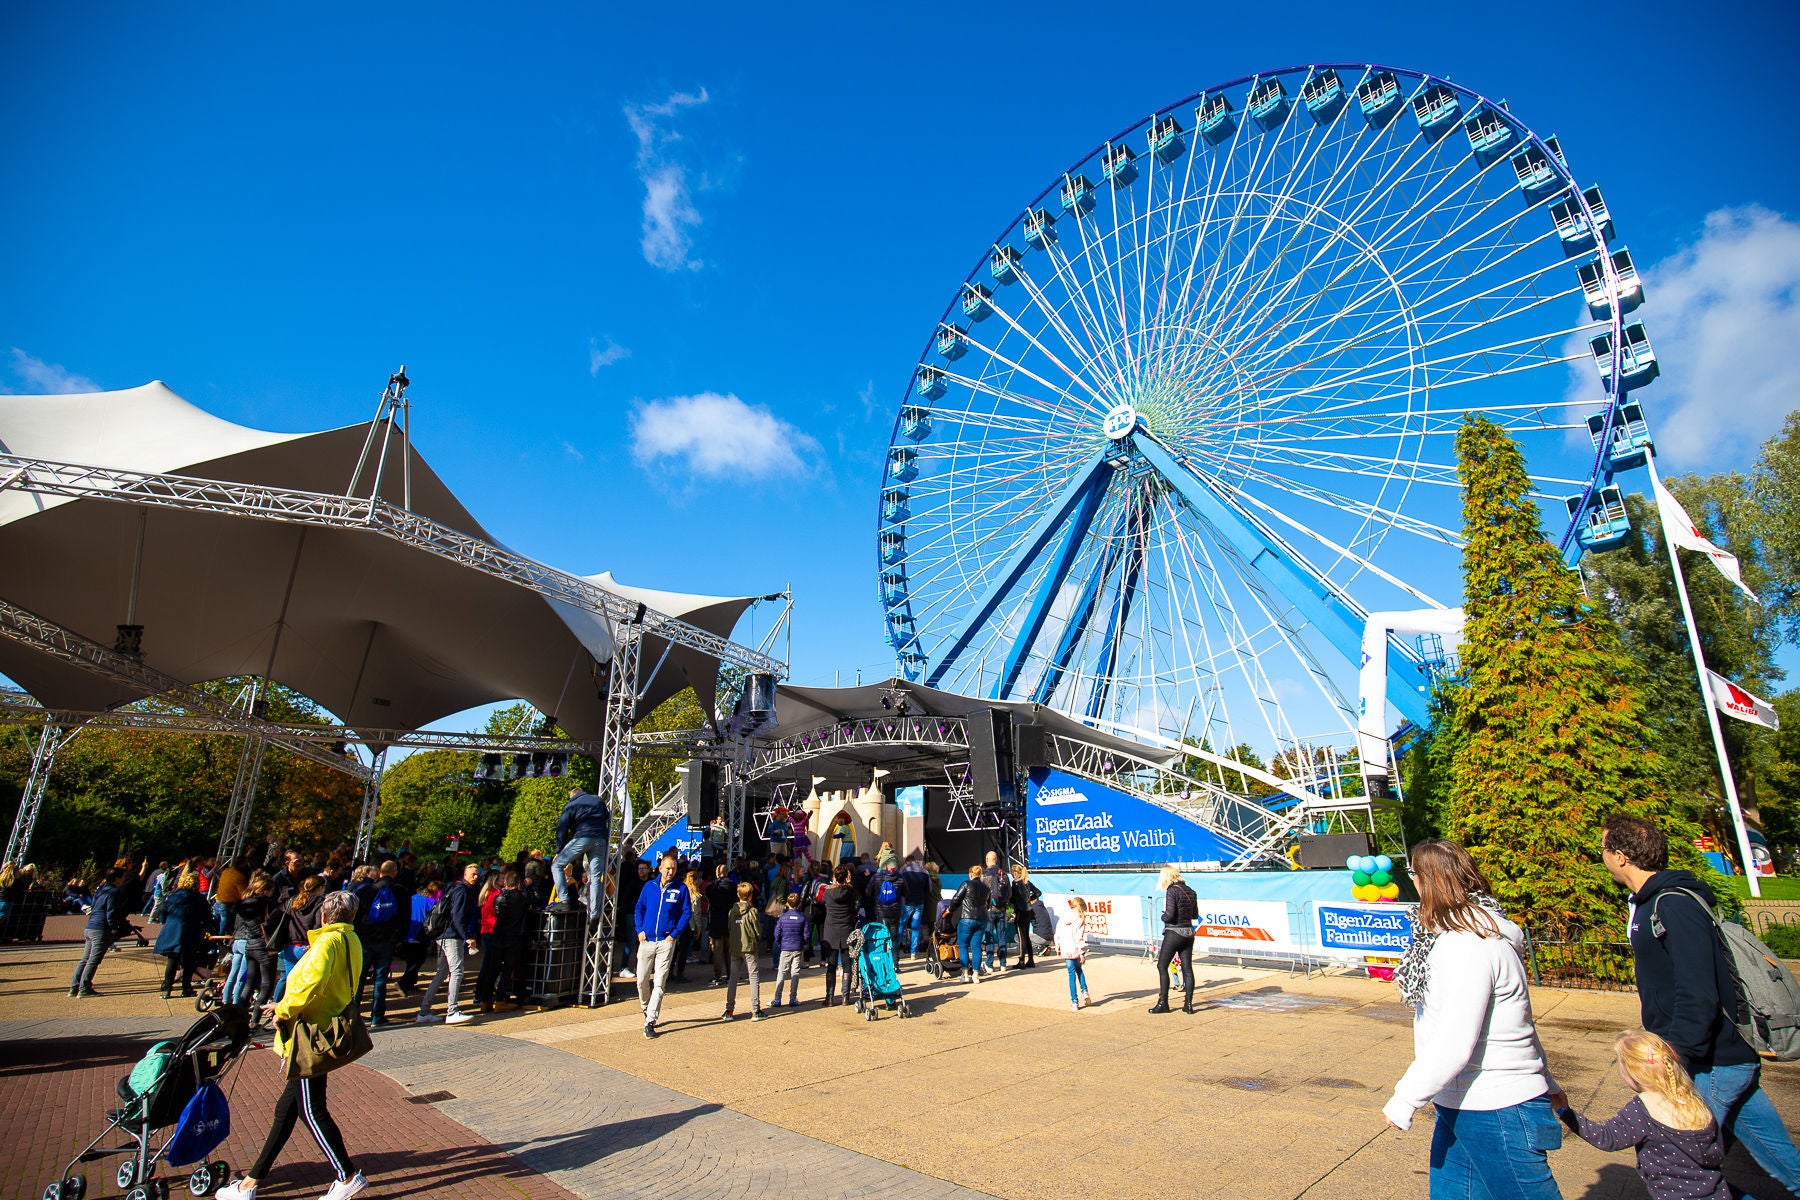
[925, 450, 1113, 689]
[991, 469, 1111, 698]
[1085, 523, 1147, 720]
[1032, 513, 1121, 704]
[4, 722, 65, 865]
[1130, 434, 1435, 727]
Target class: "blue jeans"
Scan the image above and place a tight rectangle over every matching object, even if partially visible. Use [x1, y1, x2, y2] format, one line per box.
[552, 837, 607, 914]
[956, 918, 984, 974]
[273, 944, 305, 1000]
[983, 913, 1009, 970]
[899, 904, 923, 954]
[1065, 959, 1087, 1005]
[1428, 1097, 1564, 1199]
[222, 938, 249, 1003]
[1693, 1060, 1800, 1192]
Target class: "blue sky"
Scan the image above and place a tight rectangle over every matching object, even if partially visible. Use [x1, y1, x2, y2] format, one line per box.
[3, 0, 1796, 719]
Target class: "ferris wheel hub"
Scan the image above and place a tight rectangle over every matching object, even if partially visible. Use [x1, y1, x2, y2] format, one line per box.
[1102, 403, 1142, 440]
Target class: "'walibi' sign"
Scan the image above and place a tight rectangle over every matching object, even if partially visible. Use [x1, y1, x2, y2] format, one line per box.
[1025, 767, 1245, 868]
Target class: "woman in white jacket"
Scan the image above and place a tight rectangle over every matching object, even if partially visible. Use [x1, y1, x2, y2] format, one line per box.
[1383, 839, 1567, 1199]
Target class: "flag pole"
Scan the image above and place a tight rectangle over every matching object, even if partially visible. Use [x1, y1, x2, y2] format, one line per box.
[1644, 449, 1761, 898]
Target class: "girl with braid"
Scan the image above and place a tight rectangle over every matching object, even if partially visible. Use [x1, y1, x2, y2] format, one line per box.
[1558, 1031, 1729, 1200]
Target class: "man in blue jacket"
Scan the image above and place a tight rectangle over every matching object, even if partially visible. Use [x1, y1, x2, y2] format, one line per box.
[550, 786, 611, 918]
[1603, 813, 1800, 1192]
[632, 850, 691, 1039]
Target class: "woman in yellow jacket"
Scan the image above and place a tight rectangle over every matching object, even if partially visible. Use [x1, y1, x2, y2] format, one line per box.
[219, 890, 367, 1200]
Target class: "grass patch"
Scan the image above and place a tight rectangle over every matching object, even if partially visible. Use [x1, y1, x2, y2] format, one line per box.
[1723, 875, 1800, 901]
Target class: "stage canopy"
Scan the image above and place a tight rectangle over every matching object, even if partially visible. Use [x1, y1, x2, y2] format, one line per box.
[0, 382, 754, 740]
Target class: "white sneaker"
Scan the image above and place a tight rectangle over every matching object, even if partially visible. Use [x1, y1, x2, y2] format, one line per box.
[414, 1013, 442, 1024]
[321, 1171, 366, 1200]
[445, 1011, 474, 1026]
[217, 1182, 256, 1200]
[617, 970, 636, 980]
[971, 969, 982, 984]
[1070, 1002, 1080, 1012]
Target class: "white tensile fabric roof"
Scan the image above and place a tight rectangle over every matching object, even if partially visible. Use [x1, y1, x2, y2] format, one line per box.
[0, 382, 754, 740]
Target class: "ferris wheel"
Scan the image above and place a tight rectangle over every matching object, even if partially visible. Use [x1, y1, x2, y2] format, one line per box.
[878, 63, 1655, 760]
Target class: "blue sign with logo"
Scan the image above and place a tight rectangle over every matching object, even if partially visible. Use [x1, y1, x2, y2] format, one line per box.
[644, 820, 705, 863]
[1315, 903, 1413, 954]
[1026, 767, 1245, 868]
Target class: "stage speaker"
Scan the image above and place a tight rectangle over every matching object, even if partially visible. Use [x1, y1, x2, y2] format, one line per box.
[967, 709, 1016, 807]
[682, 759, 719, 827]
[1013, 721, 1047, 771]
[1296, 832, 1372, 869]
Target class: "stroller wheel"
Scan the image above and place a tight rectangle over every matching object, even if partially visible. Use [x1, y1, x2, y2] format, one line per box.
[186, 1163, 215, 1196]
[125, 1186, 152, 1200]
[211, 1162, 229, 1193]
[154, 1183, 172, 1200]
[45, 1177, 85, 1200]
[117, 1160, 137, 1189]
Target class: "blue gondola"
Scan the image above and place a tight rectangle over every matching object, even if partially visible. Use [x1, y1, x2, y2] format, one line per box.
[990, 244, 1022, 284]
[1551, 186, 1614, 254]
[1149, 113, 1186, 163]
[1586, 401, 1653, 472]
[1024, 207, 1058, 249]
[936, 324, 969, 361]
[1197, 93, 1236, 142]
[1302, 68, 1346, 122]
[1511, 142, 1560, 194]
[882, 486, 909, 523]
[1412, 84, 1460, 138]
[1463, 107, 1514, 158]
[1248, 78, 1290, 129]
[887, 447, 918, 482]
[960, 283, 993, 322]
[1565, 484, 1632, 553]
[1357, 71, 1401, 126]
[900, 404, 932, 440]
[880, 530, 905, 565]
[1103, 142, 1139, 187]
[1589, 321, 1658, 390]
[1060, 174, 1096, 216]
[1577, 248, 1642, 318]
[916, 365, 947, 400]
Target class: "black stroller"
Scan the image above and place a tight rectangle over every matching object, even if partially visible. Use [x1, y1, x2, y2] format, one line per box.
[42, 1006, 252, 1200]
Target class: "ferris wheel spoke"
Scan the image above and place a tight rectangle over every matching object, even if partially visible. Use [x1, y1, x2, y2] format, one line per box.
[1038, 231, 1141, 388]
[960, 294, 1114, 410]
[1230, 487, 1447, 608]
[1220, 460, 1463, 546]
[949, 326, 1110, 411]
[1228, 397, 1594, 442]
[1007, 257, 1132, 391]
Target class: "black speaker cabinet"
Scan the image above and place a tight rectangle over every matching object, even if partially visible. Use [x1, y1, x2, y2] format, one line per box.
[966, 708, 1016, 806]
[1296, 832, 1372, 869]
[682, 759, 720, 827]
[1013, 721, 1047, 770]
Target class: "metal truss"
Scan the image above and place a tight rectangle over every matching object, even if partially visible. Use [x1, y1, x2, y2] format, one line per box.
[581, 627, 642, 1007]
[0, 598, 372, 781]
[742, 715, 973, 781]
[0, 687, 598, 757]
[0, 454, 784, 677]
[353, 748, 389, 862]
[4, 723, 67, 865]
[217, 735, 272, 863]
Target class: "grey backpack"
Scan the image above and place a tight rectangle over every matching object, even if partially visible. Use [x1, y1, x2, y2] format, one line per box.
[1650, 888, 1800, 1062]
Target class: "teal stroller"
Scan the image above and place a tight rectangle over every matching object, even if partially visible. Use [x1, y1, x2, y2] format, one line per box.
[850, 921, 912, 1021]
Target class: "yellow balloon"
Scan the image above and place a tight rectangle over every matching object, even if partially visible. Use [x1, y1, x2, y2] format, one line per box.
[1351, 884, 1372, 901]
[1381, 882, 1401, 900]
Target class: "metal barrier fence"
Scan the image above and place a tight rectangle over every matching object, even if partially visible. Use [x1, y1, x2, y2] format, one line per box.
[1519, 931, 1636, 992]
[1743, 900, 1800, 937]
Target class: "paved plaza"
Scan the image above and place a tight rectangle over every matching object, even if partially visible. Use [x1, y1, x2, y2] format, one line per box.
[3, 918, 1797, 1200]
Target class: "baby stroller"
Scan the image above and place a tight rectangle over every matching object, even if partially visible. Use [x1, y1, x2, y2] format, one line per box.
[851, 921, 911, 1020]
[42, 1006, 252, 1200]
[926, 907, 963, 981]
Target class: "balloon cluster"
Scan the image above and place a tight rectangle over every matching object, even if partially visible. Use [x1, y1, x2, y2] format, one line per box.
[1346, 854, 1400, 902]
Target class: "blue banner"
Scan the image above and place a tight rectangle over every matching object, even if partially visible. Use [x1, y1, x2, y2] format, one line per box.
[644, 820, 705, 863]
[1026, 768, 1245, 868]
[1315, 902, 1413, 954]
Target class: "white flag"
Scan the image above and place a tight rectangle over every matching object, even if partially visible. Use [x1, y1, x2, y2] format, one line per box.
[1708, 670, 1781, 730]
[1653, 479, 1760, 603]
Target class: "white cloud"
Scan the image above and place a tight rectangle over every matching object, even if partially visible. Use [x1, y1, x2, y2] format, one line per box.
[1621, 206, 1800, 468]
[560, 440, 586, 463]
[588, 336, 629, 374]
[624, 88, 709, 271]
[629, 391, 820, 480]
[7, 348, 97, 394]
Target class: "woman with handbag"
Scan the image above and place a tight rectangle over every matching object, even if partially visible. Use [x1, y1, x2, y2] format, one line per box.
[218, 889, 369, 1200]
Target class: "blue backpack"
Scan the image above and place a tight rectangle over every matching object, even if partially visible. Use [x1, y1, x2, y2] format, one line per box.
[878, 876, 898, 907]
[367, 884, 397, 925]
[164, 1080, 230, 1165]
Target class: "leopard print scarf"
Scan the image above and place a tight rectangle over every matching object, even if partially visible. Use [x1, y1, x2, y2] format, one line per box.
[1394, 890, 1506, 1008]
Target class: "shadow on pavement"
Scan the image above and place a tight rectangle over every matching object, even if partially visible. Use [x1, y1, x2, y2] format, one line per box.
[502, 1103, 725, 1171]
[0, 1035, 145, 1079]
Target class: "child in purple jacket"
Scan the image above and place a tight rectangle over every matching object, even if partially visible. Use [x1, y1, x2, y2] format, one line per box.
[770, 892, 809, 1008]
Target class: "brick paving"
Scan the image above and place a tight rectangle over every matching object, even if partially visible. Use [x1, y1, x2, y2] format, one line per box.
[0, 1018, 580, 1200]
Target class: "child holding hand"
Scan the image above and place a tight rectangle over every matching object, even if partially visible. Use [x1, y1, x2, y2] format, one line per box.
[1557, 1030, 1728, 1200]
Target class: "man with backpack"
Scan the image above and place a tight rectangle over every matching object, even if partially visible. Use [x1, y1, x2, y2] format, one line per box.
[352, 861, 408, 1027]
[980, 851, 1012, 973]
[549, 786, 611, 918]
[899, 853, 928, 958]
[1601, 813, 1800, 1192]
[868, 861, 904, 950]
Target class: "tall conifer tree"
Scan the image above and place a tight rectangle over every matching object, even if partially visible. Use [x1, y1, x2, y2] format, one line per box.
[1448, 417, 1681, 933]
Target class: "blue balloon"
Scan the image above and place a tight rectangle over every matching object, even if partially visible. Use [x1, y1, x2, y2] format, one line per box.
[1375, 855, 1394, 872]
[1345, 855, 1360, 870]
[1357, 856, 1377, 874]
